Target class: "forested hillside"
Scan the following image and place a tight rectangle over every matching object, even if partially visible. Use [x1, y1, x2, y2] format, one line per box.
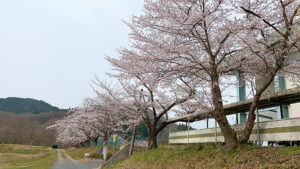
[0, 98, 68, 145]
[0, 97, 60, 114]
[0, 97, 191, 146]
[0, 111, 67, 146]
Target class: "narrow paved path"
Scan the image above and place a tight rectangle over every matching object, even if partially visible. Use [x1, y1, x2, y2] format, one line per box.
[51, 149, 102, 169]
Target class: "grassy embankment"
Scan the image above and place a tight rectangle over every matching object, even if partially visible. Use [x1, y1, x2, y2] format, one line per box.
[0, 144, 57, 169]
[65, 145, 118, 161]
[109, 144, 300, 169]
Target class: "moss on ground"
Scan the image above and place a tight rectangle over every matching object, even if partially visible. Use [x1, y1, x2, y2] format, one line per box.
[109, 144, 300, 169]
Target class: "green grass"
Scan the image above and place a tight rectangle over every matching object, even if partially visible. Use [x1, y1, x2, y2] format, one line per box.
[65, 146, 102, 160]
[61, 150, 67, 159]
[0, 144, 49, 154]
[65, 145, 119, 161]
[109, 144, 300, 169]
[0, 144, 57, 169]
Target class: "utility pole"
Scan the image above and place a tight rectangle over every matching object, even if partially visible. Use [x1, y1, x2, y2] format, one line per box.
[256, 108, 260, 145]
[214, 120, 217, 144]
[168, 124, 170, 144]
[187, 120, 190, 146]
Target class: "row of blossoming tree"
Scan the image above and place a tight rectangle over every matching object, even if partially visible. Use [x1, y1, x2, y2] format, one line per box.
[49, 0, 299, 149]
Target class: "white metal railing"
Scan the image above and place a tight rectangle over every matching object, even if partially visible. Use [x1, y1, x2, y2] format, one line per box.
[169, 117, 300, 144]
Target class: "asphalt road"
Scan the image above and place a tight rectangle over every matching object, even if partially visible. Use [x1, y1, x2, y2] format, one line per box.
[51, 149, 102, 169]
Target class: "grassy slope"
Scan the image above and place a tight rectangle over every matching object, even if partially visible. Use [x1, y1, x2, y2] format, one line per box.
[110, 144, 300, 169]
[66, 146, 102, 160]
[0, 144, 57, 169]
[66, 145, 119, 161]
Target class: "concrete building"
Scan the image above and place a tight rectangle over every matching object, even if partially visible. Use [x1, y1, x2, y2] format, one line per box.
[237, 73, 300, 123]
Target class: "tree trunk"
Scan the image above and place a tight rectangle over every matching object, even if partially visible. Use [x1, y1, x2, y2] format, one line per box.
[211, 76, 238, 148]
[240, 74, 276, 144]
[148, 132, 157, 150]
[239, 96, 259, 144]
[129, 125, 137, 156]
[215, 115, 238, 148]
[102, 139, 108, 161]
[93, 138, 98, 146]
[239, 44, 286, 144]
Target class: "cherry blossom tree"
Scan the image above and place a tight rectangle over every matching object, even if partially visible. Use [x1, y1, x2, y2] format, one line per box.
[48, 97, 135, 140]
[116, 0, 299, 148]
[118, 0, 245, 148]
[49, 0, 299, 151]
[48, 86, 140, 159]
[47, 109, 90, 147]
[100, 59, 198, 149]
[237, 0, 300, 144]
[84, 97, 133, 160]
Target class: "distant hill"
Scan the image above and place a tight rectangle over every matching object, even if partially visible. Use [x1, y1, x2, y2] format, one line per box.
[0, 111, 67, 146]
[0, 97, 60, 114]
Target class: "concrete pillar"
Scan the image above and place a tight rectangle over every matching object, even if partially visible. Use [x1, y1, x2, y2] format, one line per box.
[275, 76, 289, 119]
[256, 108, 260, 144]
[187, 120, 190, 146]
[214, 120, 217, 144]
[236, 70, 247, 124]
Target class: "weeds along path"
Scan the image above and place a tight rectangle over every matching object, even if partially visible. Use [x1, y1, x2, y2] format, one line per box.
[51, 149, 101, 169]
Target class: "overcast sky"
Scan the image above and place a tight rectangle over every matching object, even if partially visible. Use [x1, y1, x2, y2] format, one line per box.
[0, 0, 144, 108]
